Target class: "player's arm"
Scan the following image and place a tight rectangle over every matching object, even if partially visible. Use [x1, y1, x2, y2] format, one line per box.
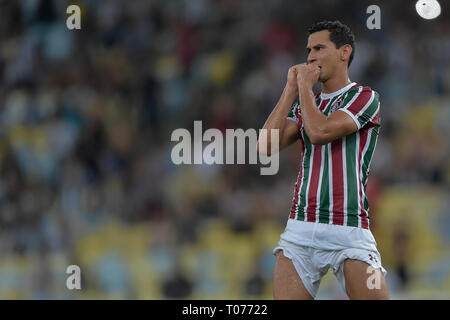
[257, 68, 302, 156]
[299, 85, 357, 145]
[295, 63, 357, 145]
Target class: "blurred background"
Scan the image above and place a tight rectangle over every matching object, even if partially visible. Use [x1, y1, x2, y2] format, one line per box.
[0, 0, 449, 299]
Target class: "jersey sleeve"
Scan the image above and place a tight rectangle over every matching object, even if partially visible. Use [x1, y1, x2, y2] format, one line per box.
[338, 87, 380, 129]
[287, 99, 301, 124]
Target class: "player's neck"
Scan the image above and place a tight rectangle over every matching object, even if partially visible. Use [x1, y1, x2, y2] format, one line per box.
[321, 73, 351, 94]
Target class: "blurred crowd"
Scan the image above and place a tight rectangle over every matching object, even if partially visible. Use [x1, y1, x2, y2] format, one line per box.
[0, 0, 449, 299]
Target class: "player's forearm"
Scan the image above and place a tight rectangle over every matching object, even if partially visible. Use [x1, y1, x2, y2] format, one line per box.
[299, 86, 328, 145]
[258, 86, 297, 154]
[262, 86, 297, 131]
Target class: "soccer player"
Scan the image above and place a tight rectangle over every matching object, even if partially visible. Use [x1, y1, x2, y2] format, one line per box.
[258, 21, 389, 299]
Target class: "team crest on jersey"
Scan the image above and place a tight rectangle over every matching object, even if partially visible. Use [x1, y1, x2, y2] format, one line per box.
[329, 95, 344, 114]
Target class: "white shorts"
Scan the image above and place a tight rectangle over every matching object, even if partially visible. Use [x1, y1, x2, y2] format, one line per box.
[273, 237, 387, 298]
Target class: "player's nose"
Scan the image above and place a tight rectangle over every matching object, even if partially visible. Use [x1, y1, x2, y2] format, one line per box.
[307, 52, 317, 64]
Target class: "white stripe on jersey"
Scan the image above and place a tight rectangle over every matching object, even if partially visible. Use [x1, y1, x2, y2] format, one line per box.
[328, 143, 333, 224]
[315, 145, 325, 222]
[342, 135, 348, 226]
[355, 131, 361, 228]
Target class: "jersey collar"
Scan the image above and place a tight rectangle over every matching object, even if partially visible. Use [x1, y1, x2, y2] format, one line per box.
[320, 82, 357, 100]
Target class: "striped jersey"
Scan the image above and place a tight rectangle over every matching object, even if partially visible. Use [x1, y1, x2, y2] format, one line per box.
[286, 82, 380, 230]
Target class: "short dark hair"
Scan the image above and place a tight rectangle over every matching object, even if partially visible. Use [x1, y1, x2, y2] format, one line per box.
[308, 20, 355, 67]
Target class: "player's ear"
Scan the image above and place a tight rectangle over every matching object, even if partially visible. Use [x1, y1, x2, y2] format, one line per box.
[340, 44, 352, 63]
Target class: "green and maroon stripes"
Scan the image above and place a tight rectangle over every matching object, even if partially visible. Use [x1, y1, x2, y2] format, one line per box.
[289, 84, 380, 230]
[341, 86, 363, 112]
[289, 162, 303, 219]
[345, 133, 359, 227]
[355, 91, 379, 128]
[331, 137, 344, 225]
[305, 144, 322, 222]
[296, 131, 311, 221]
[358, 128, 370, 228]
[361, 126, 380, 224]
[318, 144, 330, 223]
[327, 93, 351, 226]
[289, 133, 305, 219]
[290, 96, 324, 221]
[295, 96, 334, 221]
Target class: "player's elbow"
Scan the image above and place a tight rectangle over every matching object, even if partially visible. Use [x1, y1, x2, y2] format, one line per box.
[308, 127, 330, 145]
[309, 134, 329, 145]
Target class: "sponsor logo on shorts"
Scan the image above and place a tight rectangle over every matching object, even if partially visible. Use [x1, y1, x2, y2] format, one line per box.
[368, 253, 378, 263]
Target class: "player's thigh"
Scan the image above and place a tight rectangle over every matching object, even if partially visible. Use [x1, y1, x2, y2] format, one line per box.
[343, 259, 389, 300]
[273, 250, 313, 300]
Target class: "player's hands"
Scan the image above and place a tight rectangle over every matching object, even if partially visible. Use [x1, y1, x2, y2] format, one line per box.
[294, 63, 320, 90]
[285, 66, 299, 96]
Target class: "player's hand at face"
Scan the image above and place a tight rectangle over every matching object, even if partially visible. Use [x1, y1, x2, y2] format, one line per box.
[286, 66, 299, 95]
[294, 63, 320, 90]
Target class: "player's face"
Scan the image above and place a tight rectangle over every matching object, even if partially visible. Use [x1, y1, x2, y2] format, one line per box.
[306, 30, 341, 82]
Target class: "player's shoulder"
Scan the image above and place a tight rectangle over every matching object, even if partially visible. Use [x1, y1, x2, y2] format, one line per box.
[346, 83, 371, 93]
[345, 83, 379, 99]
